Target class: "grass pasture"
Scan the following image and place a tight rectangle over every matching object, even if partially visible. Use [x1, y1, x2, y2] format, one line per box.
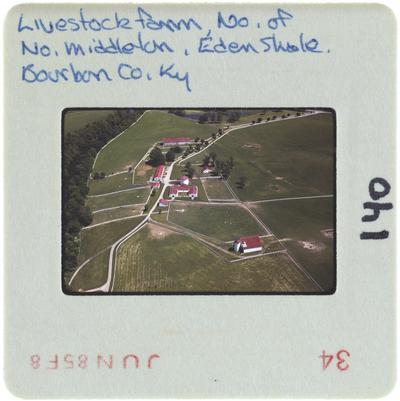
[249, 197, 335, 291]
[87, 188, 150, 211]
[69, 250, 109, 292]
[93, 111, 216, 174]
[202, 178, 235, 200]
[190, 113, 335, 201]
[78, 217, 145, 264]
[112, 224, 319, 293]
[168, 202, 267, 242]
[64, 109, 115, 134]
[133, 161, 154, 184]
[88, 172, 133, 196]
[91, 207, 143, 225]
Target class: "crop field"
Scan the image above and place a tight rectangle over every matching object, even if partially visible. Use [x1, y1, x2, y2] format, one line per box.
[202, 178, 236, 200]
[64, 109, 115, 134]
[112, 224, 319, 292]
[168, 202, 267, 242]
[78, 217, 145, 264]
[94, 111, 216, 174]
[249, 197, 335, 291]
[86, 188, 150, 211]
[88, 172, 134, 196]
[190, 113, 334, 201]
[69, 250, 109, 292]
[91, 208, 143, 225]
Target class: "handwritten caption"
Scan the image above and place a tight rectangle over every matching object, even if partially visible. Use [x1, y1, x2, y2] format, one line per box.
[18, 7, 330, 92]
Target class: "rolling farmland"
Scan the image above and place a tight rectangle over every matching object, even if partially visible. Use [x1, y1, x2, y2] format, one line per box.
[63, 108, 335, 294]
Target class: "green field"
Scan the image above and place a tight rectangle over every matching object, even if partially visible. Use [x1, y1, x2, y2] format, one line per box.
[168, 202, 267, 242]
[88, 172, 134, 195]
[94, 111, 217, 174]
[150, 212, 169, 223]
[202, 178, 235, 200]
[87, 188, 150, 211]
[64, 110, 115, 134]
[78, 217, 145, 264]
[70, 250, 109, 291]
[112, 224, 319, 292]
[190, 113, 334, 201]
[133, 161, 154, 184]
[91, 208, 143, 225]
[249, 197, 335, 291]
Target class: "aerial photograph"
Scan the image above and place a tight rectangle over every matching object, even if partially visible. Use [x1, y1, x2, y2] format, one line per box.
[62, 108, 335, 294]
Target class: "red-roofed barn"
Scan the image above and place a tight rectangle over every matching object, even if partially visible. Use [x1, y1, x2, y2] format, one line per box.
[233, 236, 262, 254]
[168, 185, 198, 200]
[159, 137, 193, 147]
[152, 165, 165, 182]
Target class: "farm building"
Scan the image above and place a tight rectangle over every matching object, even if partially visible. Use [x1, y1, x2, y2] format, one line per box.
[233, 235, 262, 254]
[150, 181, 160, 188]
[152, 165, 165, 182]
[158, 198, 169, 207]
[169, 185, 198, 200]
[202, 166, 214, 174]
[179, 175, 190, 185]
[159, 137, 193, 147]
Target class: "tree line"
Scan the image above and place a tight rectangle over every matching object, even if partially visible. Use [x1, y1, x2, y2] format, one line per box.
[62, 109, 143, 278]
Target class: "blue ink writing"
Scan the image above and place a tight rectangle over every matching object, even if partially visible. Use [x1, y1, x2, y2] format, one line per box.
[117, 63, 143, 80]
[21, 41, 52, 57]
[198, 30, 258, 53]
[267, 8, 293, 30]
[18, 9, 133, 33]
[135, 7, 202, 32]
[22, 63, 112, 83]
[64, 34, 174, 56]
[159, 63, 191, 92]
[260, 33, 322, 53]
[217, 11, 248, 29]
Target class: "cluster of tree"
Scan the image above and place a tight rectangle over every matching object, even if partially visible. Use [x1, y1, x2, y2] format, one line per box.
[202, 151, 217, 167]
[171, 146, 183, 153]
[182, 140, 208, 158]
[168, 109, 186, 117]
[214, 156, 235, 179]
[236, 176, 248, 189]
[198, 111, 223, 124]
[147, 147, 165, 166]
[251, 117, 264, 125]
[165, 149, 175, 162]
[184, 162, 195, 178]
[202, 152, 234, 180]
[92, 171, 106, 179]
[226, 111, 241, 123]
[147, 145, 185, 165]
[62, 109, 143, 276]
